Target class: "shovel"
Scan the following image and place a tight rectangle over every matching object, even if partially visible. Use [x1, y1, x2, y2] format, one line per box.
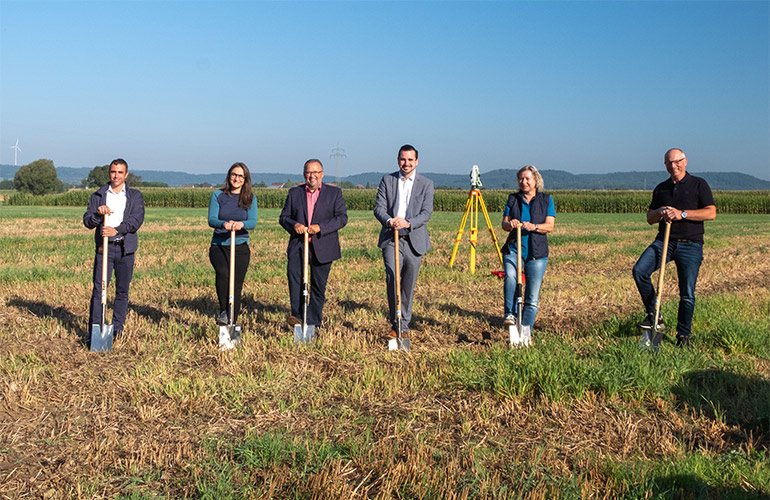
[646, 221, 672, 351]
[219, 228, 242, 350]
[388, 230, 410, 352]
[90, 213, 114, 352]
[294, 230, 316, 344]
[509, 224, 531, 347]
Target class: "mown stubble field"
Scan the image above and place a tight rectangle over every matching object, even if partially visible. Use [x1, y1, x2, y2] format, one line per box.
[1, 206, 769, 499]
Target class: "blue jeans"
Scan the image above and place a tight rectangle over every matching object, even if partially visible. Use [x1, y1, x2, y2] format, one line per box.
[503, 253, 548, 328]
[632, 239, 703, 338]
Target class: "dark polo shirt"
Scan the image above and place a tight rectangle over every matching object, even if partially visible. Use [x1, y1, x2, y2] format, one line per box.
[650, 172, 715, 245]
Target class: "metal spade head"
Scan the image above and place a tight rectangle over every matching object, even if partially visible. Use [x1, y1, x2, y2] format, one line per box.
[520, 325, 532, 347]
[90, 323, 114, 352]
[219, 324, 241, 351]
[293, 324, 315, 344]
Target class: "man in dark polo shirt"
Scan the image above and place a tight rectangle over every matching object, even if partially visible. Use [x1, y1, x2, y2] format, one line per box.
[632, 148, 716, 347]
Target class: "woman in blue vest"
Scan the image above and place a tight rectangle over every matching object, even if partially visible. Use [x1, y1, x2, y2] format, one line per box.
[501, 165, 556, 329]
[208, 162, 258, 326]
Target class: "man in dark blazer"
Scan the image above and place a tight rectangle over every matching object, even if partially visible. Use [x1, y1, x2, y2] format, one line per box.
[374, 144, 434, 340]
[279, 159, 348, 329]
[83, 158, 145, 340]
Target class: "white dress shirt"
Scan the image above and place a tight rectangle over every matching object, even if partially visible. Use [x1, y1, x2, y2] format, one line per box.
[396, 173, 414, 219]
[105, 184, 127, 234]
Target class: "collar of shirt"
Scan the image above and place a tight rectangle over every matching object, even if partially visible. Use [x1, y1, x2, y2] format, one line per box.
[305, 183, 322, 226]
[304, 183, 322, 194]
[108, 184, 126, 196]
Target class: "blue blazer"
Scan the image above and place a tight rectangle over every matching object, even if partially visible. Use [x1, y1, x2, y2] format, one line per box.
[83, 183, 145, 254]
[279, 183, 348, 264]
[374, 171, 434, 255]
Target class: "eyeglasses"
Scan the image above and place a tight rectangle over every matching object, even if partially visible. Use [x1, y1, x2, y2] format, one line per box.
[665, 158, 686, 165]
[230, 173, 245, 180]
[304, 170, 323, 176]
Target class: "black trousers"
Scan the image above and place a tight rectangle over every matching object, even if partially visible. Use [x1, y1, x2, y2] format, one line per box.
[287, 244, 332, 327]
[209, 243, 250, 323]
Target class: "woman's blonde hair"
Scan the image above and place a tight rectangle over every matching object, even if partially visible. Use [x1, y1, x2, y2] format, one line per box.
[517, 165, 544, 192]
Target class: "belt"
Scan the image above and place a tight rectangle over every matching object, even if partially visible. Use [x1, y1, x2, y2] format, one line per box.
[674, 238, 690, 242]
[108, 239, 124, 245]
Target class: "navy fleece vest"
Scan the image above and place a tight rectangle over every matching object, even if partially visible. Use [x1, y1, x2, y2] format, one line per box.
[503, 192, 551, 259]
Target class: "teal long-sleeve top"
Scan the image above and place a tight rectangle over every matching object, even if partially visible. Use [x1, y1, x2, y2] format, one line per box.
[208, 190, 258, 245]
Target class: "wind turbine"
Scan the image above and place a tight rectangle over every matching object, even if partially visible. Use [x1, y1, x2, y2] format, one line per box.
[9, 139, 21, 166]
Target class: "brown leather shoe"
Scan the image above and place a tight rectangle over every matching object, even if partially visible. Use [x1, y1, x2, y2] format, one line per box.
[287, 315, 301, 328]
[382, 329, 409, 340]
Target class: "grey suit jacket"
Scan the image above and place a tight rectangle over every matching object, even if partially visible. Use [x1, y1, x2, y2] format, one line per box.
[374, 171, 434, 255]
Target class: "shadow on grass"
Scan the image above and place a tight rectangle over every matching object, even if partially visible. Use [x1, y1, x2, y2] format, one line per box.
[596, 312, 682, 347]
[439, 303, 495, 343]
[132, 302, 169, 323]
[244, 298, 289, 316]
[649, 473, 767, 500]
[339, 299, 375, 314]
[7, 296, 84, 339]
[173, 296, 220, 315]
[672, 369, 770, 450]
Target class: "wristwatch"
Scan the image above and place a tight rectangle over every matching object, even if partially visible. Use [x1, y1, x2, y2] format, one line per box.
[681, 211, 688, 219]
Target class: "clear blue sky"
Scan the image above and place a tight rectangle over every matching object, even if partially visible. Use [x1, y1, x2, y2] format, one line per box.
[1, 1, 768, 180]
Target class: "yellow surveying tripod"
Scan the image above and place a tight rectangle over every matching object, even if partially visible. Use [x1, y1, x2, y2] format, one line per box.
[449, 165, 504, 274]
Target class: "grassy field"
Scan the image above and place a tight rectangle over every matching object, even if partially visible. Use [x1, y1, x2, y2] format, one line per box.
[1, 206, 769, 499]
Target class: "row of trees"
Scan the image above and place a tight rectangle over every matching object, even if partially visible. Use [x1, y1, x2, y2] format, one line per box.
[6, 159, 166, 195]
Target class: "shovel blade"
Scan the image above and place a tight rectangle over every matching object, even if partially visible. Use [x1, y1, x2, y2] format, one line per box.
[293, 324, 315, 344]
[219, 324, 241, 351]
[520, 325, 532, 347]
[650, 329, 664, 351]
[638, 330, 652, 350]
[90, 323, 113, 352]
[508, 325, 521, 347]
[387, 336, 410, 352]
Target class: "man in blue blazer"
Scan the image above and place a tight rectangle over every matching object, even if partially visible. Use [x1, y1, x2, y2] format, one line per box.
[279, 159, 348, 329]
[83, 158, 145, 340]
[374, 144, 434, 340]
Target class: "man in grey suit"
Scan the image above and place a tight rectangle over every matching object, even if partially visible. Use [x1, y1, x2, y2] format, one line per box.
[374, 144, 434, 340]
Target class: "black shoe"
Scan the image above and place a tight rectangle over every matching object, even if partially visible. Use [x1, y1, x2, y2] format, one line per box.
[638, 313, 665, 331]
[676, 334, 691, 348]
[217, 311, 229, 325]
[113, 330, 123, 341]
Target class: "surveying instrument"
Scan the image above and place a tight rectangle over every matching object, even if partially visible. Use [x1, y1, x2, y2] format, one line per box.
[449, 165, 503, 274]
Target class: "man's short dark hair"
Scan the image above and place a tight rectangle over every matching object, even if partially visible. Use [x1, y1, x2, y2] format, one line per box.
[110, 158, 128, 170]
[398, 144, 418, 159]
[304, 159, 323, 171]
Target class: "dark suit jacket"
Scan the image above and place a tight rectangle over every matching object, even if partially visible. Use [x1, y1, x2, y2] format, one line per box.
[374, 171, 434, 255]
[279, 183, 348, 264]
[83, 183, 145, 254]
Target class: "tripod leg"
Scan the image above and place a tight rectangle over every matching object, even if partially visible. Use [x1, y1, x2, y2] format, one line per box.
[449, 194, 473, 267]
[470, 192, 479, 274]
[478, 194, 504, 266]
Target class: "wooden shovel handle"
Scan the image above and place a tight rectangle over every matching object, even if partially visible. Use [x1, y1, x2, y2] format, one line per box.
[516, 224, 523, 286]
[394, 230, 401, 314]
[102, 213, 109, 306]
[655, 222, 672, 308]
[229, 229, 235, 320]
[303, 230, 309, 285]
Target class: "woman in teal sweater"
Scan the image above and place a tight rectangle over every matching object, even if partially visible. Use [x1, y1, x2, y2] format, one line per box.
[208, 162, 257, 325]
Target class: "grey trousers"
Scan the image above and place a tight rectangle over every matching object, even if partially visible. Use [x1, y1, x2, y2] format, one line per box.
[382, 237, 423, 332]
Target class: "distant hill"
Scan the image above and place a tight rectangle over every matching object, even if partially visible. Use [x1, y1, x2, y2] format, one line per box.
[1, 164, 768, 190]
